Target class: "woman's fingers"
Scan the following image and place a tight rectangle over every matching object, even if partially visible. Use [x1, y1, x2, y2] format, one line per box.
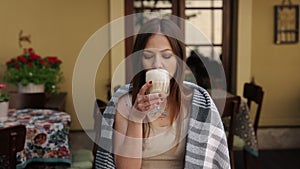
[130, 81, 165, 122]
[137, 93, 162, 103]
[139, 81, 152, 95]
[144, 96, 164, 107]
[136, 93, 163, 110]
[137, 97, 164, 110]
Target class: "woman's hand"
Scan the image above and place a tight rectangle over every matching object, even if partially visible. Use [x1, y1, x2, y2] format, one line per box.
[129, 81, 164, 123]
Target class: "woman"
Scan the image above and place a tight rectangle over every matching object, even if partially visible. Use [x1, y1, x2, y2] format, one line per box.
[95, 18, 230, 169]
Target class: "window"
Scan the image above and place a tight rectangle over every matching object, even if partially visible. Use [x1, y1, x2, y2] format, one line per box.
[125, 0, 237, 92]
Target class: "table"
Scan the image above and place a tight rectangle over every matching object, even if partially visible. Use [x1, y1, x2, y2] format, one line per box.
[210, 89, 259, 156]
[9, 92, 67, 111]
[45, 92, 67, 111]
[0, 109, 71, 169]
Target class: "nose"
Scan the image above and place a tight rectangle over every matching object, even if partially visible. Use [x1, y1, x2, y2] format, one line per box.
[152, 55, 163, 68]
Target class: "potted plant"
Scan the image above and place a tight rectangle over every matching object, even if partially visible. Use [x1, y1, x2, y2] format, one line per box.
[3, 48, 63, 93]
[0, 83, 9, 120]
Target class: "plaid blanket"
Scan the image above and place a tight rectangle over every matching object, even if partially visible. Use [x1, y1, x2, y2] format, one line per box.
[95, 81, 230, 169]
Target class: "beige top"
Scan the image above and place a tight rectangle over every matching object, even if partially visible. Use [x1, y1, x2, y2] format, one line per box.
[117, 93, 191, 169]
[141, 117, 188, 169]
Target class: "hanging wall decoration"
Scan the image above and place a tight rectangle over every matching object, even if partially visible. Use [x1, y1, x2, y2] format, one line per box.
[274, 0, 299, 44]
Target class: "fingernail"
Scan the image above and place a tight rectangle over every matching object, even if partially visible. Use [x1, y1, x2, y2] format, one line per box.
[158, 93, 162, 97]
[156, 102, 160, 105]
[149, 81, 152, 84]
[160, 98, 163, 101]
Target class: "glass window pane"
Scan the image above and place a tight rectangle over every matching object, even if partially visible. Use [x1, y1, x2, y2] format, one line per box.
[186, 46, 212, 59]
[186, 46, 223, 89]
[186, 0, 212, 8]
[134, 0, 172, 8]
[213, 10, 222, 44]
[197, 46, 221, 61]
[186, 47, 193, 58]
[213, 46, 222, 62]
[214, 0, 223, 8]
[186, 0, 223, 8]
[186, 46, 222, 62]
[134, 10, 172, 33]
[185, 10, 212, 45]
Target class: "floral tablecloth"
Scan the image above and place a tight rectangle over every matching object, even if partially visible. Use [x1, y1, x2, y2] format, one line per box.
[0, 109, 71, 169]
[222, 101, 259, 156]
[209, 89, 258, 156]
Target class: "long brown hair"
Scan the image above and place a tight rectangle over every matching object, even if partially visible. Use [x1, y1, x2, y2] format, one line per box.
[129, 18, 186, 137]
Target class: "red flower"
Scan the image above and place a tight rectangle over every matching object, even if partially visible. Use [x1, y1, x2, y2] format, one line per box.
[28, 48, 34, 53]
[46, 56, 58, 64]
[0, 83, 6, 89]
[6, 60, 12, 65]
[30, 53, 41, 60]
[17, 56, 27, 63]
[4, 48, 63, 93]
[40, 59, 47, 66]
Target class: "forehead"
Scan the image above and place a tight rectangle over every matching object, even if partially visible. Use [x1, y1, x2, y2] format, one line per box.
[145, 34, 172, 50]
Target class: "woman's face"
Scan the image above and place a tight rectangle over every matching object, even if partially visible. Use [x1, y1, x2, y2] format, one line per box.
[142, 34, 177, 77]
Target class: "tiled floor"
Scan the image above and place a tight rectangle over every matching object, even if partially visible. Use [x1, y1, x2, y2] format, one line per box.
[234, 149, 300, 169]
[69, 128, 300, 169]
[69, 127, 300, 151]
[69, 130, 95, 151]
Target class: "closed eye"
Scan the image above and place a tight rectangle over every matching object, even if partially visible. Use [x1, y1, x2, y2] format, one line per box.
[143, 54, 154, 59]
[162, 53, 173, 59]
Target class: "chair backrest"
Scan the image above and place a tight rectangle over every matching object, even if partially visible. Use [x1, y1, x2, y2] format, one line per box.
[92, 99, 107, 168]
[9, 92, 46, 109]
[0, 125, 26, 169]
[214, 95, 241, 169]
[243, 82, 264, 135]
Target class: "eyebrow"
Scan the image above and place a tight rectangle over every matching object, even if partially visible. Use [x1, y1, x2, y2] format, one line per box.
[143, 49, 173, 53]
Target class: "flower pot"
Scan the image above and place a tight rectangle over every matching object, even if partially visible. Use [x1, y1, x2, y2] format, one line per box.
[18, 83, 45, 93]
[0, 101, 9, 121]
